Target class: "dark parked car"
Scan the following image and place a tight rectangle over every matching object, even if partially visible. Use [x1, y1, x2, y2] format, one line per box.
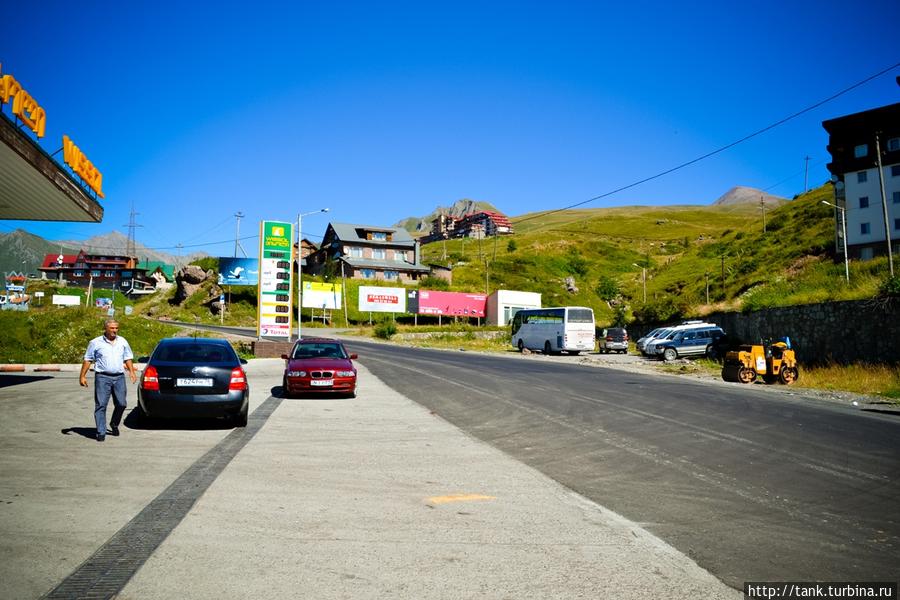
[598, 327, 629, 353]
[282, 337, 358, 398]
[138, 338, 249, 426]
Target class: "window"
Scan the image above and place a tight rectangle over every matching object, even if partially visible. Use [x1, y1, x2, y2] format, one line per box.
[384, 270, 398, 280]
[894, 191, 900, 204]
[371, 232, 387, 241]
[361, 269, 375, 279]
[857, 171, 868, 183]
[349, 246, 363, 258]
[895, 218, 900, 231]
[888, 138, 900, 152]
[859, 196, 869, 209]
[854, 144, 868, 158]
[105, 271, 115, 277]
[860, 247, 874, 260]
[372, 249, 385, 260]
[91, 270, 101, 277]
[861, 222, 871, 235]
[394, 250, 408, 262]
[73, 270, 84, 277]
[121, 271, 132, 278]
[892, 165, 900, 177]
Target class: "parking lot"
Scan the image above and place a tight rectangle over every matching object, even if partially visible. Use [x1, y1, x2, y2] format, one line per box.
[0, 358, 739, 599]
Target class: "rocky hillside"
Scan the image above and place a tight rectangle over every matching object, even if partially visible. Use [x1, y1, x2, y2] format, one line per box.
[712, 186, 787, 207]
[395, 198, 500, 234]
[0, 229, 59, 275]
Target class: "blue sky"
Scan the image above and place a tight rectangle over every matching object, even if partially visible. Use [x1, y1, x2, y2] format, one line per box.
[2, 0, 898, 257]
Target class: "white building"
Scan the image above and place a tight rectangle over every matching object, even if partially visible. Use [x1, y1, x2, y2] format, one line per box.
[823, 103, 900, 260]
[486, 290, 542, 326]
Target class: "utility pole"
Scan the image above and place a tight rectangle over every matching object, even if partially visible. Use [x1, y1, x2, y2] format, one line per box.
[234, 212, 247, 258]
[760, 196, 767, 234]
[804, 156, 811, 193]
[123, 202, 142, 259]
[875, 134, 895, 276]
[721, 254, 726, 299]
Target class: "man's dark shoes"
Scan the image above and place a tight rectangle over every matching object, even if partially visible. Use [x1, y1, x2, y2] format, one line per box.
[96, 433, 106, 442]
[109, 425, 120, 437]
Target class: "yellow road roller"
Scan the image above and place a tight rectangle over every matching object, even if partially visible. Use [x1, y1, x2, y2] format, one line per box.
[721, 340, 799, 385]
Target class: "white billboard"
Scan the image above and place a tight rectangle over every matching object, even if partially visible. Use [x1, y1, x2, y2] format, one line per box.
[52, 294, 81, 306]
[358, 286, 406, 313]
[302, 281, 342, 310]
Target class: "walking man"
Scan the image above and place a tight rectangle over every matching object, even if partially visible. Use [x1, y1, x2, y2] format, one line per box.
[79, 319, 138, 442]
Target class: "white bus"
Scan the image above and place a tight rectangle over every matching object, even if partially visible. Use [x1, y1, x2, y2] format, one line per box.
[510, 306, 595, 355]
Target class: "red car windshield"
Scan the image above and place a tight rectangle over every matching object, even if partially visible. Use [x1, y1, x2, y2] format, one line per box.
[292, 344, 347, 359]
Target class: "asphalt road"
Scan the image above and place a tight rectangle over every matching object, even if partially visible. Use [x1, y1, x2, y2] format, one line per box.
[343, 339, 900, 588]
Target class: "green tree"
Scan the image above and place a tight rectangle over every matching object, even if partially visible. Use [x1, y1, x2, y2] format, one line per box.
[595, 275, 619, 302]
[507, 239, 517, 253]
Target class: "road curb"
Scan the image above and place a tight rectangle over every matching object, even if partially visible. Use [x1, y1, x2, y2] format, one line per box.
[0, 364, 25, 372]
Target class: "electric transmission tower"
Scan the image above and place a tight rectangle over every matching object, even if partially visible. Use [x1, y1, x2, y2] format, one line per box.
[124, 202, 143, 258]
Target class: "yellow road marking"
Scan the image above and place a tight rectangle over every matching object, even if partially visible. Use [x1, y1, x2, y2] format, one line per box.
[426, 493, 496, 505]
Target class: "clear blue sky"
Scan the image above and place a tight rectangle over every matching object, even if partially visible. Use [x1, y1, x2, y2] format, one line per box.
[2, 0, 898, 257]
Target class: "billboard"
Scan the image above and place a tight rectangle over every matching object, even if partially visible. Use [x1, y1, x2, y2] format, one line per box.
[358, 286, 406, 313]
[257, 221, 294, 338]
[416, 290, 487, 317]
[218, 257, 259, 286]
[302, 281, 342, 309]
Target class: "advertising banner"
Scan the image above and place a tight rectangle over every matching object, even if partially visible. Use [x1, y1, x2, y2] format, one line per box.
[358, 286, 406, 313]
[218, 257, 259, 286]
[416, 290, 487, 317]
[302, 281, 342, 309]
[257, 220, 294, 338]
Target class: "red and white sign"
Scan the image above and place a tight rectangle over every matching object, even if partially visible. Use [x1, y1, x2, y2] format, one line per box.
[417, 290, 486, 317]
[358, 286, 406, 313]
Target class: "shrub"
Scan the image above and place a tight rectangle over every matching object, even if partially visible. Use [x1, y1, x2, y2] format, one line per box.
[419, 275, 450, 290]
[374, 320, 397, 339]
[507, 240, 518, 252]
[878, 274, 900, 298]
[595, 275, 620, 302]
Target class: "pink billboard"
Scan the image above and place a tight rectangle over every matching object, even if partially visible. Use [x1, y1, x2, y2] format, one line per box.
[417, 290, 486, 317]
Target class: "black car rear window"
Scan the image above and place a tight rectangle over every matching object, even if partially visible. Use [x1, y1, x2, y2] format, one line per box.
[153, 343, 236, 363]
[292, 343, 347, 359]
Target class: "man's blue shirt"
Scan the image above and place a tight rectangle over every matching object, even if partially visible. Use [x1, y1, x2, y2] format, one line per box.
[83, 335, 134, 374]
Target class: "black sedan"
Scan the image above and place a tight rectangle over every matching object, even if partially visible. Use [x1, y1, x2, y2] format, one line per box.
[137, 338, 249, 427]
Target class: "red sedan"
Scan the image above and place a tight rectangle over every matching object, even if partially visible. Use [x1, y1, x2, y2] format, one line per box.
[281, 337, 358, 398]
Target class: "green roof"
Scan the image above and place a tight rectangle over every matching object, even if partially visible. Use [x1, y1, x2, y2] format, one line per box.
[137, 261, 176, 281]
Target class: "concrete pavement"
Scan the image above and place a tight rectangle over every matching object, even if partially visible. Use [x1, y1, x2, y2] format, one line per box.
[0, 358, 738, 599]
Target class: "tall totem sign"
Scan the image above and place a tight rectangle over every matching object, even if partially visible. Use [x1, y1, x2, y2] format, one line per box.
[256, 220, 294, 338]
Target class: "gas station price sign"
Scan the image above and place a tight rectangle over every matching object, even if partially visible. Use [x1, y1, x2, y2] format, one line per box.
[257, 220, 294, 338]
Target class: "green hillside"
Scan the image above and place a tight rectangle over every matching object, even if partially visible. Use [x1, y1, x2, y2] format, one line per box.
[419, 184, 891, 326]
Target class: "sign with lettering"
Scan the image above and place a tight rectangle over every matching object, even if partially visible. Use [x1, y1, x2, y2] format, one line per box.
[416, 290, 487, 317]
[358, 286, 406, 313]
[256, 220, 294, 338]
[62, 135, 105, 198]
[0, 69, 46, 138]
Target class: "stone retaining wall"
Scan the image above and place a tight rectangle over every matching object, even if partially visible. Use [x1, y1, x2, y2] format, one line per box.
[631, 298, 899, 365]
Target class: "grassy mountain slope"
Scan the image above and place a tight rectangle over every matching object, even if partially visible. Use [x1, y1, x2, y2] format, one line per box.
[420, 183, 888, 325]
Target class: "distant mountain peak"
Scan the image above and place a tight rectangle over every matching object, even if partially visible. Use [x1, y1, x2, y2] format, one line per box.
[395, 198, 501, 233]
[712, 186, 787, 206]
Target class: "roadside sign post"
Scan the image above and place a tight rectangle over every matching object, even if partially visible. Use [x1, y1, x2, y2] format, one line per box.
[220, 293, 225, 324]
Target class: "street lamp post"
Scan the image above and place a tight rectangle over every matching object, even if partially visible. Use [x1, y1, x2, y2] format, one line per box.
[822, 200, 850, 283]
[632, 263, 646, 303]
[297, 208, 330, 341]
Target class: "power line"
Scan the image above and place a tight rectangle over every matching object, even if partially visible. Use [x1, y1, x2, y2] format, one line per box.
[514, 61, 900, 228]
